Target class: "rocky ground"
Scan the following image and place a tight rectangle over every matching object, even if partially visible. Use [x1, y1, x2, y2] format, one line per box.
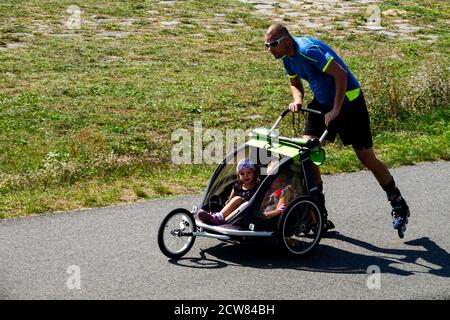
[0, 0, 441, 52]
[238, 0, 429, 40]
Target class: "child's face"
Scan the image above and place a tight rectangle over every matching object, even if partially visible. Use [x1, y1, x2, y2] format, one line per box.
[239, 168, 256, 185]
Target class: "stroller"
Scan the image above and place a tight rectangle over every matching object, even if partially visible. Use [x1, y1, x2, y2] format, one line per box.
[158, 108, 330, 258]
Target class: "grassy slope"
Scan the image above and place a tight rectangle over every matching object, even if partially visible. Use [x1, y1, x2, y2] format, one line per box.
[0, 0, 449, 218]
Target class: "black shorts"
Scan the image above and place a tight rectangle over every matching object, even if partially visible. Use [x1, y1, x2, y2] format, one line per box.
[304, 90, 373, 150]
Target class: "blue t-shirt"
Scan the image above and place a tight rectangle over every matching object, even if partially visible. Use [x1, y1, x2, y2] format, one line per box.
[282, 37, 360, 109]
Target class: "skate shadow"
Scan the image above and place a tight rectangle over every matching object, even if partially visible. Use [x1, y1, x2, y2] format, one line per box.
[186, 233, 450, 277]
[327, 234, 450, 277]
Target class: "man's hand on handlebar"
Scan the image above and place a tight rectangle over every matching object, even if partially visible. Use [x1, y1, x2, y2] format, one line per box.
[324, 108, 340, 127]
[289, 101, 303, 113]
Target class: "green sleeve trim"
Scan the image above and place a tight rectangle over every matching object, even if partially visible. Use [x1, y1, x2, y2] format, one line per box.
[322, 56, 334, 72]
[345, 88, 361, 101]
[288, 74, 298, 78]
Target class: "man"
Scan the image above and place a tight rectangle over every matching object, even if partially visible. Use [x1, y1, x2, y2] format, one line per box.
[264, 24, 410, 235]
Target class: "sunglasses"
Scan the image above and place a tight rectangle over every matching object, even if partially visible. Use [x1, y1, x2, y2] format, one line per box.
[265, 35, 287, 48]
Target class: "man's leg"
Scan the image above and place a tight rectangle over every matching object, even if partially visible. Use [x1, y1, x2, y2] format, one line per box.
[304, 135, 334, 231]
[303, 135, 323, 184]
[302, 98, 336, 231]
[354, 147, 410, 229]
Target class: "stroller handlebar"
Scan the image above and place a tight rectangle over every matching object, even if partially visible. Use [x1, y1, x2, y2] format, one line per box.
[270, 107, 328, 145]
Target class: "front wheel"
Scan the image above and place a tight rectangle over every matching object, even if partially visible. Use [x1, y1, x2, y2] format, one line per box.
[277, 196, 322, 256]
[157, 208, 196, 259]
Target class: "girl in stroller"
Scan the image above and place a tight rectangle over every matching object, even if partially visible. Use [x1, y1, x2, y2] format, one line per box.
[197, 159, 259, 225]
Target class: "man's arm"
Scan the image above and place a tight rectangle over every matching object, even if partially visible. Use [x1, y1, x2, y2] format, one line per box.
[288, 76, 305, 112]
[323, 60, 348, 127]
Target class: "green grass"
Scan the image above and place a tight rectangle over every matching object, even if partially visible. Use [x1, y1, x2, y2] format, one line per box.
[0, 0, 449, 218]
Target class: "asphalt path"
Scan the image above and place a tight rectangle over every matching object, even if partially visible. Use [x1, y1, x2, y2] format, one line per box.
[1, 161, 449, 300]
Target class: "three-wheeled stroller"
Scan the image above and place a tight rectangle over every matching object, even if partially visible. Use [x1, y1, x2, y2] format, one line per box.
[158, 108, 330, 258]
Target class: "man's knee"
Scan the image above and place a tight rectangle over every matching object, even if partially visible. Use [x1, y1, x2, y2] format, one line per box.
[355, 148, 377, 165]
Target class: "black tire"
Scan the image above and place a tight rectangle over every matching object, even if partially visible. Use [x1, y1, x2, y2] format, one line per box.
[157, 208, 196, 259]
[277, 196, 322, 256]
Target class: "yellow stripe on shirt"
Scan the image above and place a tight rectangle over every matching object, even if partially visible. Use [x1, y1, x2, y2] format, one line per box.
[322, 56, 334, 72]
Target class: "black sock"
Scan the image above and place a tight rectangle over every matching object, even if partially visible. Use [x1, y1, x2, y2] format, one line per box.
[381, 177, 401, 200]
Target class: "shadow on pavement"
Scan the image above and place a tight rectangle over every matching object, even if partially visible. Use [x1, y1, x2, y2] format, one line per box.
[170, 233, 450, 277]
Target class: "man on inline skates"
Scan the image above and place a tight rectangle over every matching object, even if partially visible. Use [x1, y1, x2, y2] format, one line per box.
[264, 24, 410, 236]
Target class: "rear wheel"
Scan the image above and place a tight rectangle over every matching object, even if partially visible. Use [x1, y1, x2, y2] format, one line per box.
[278, 196, 322, 256]
[157, 208, 196, 259]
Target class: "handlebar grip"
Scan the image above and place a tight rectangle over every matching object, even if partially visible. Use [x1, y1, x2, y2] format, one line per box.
[281, 108, 290, 118]
[272, 107, 325, 132]
[299, 107, 323, 116]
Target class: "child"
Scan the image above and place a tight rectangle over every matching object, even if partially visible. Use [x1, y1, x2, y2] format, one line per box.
[198, 159, 259, 225]
[261, 168, 295, 219]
